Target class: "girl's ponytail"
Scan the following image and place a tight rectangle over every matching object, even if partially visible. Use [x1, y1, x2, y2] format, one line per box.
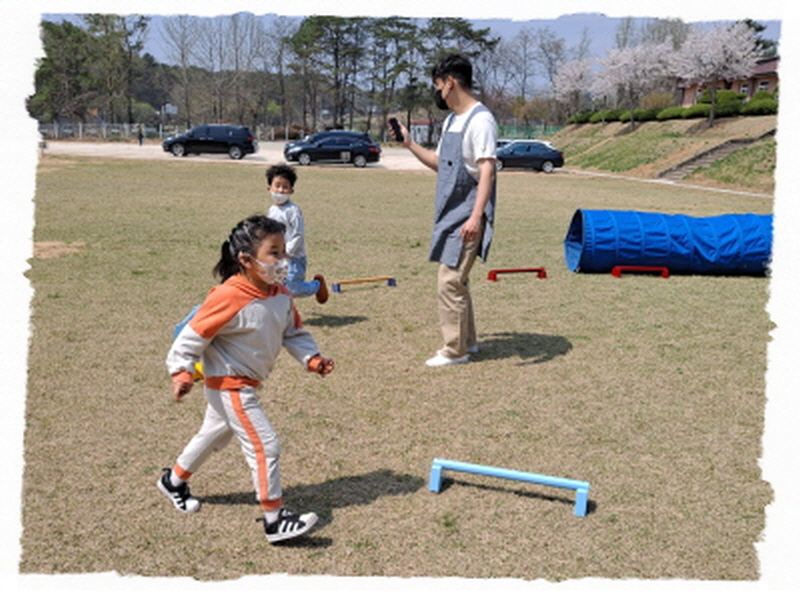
[212, 238, 240, 281]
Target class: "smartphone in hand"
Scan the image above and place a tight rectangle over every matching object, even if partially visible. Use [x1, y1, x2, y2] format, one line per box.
[388, 118, 404, 142]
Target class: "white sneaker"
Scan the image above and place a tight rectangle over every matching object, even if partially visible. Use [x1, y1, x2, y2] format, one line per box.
[259, 508, 318, 543]
[157, 468, 201, 514]
[425, 351, 469, 367]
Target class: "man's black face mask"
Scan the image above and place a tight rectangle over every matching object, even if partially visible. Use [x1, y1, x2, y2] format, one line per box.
[433, 88, 448, 110]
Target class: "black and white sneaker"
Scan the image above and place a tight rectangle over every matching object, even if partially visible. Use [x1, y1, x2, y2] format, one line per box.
[157, 468, 200, 514]
[258, 508, 318, 543]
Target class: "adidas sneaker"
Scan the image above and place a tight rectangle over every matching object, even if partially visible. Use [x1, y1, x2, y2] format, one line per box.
[157, 468, 201, 514]
[258, 507, 318, 543]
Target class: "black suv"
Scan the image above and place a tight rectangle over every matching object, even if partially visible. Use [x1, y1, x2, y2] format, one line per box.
[283, 130, 380, 167]
[163, 124, 259, 160]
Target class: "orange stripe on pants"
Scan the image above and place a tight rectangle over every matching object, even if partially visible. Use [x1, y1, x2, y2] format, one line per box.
[230, 389, 283, 512]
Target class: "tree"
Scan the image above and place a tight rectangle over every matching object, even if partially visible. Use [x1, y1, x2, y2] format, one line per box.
[614, 17, 638, 49]
[592, 41, 673, 125]
[504, 27, 538, 101]
[672, 21, 761, 125]
[368, 16, 418, 137]
[224, 13, 262, 127]
[161, 15, 198, 127]
[260, 16, 299, 137]
[532, 27, 567, 89]
[418, 18, 500, 142]
[83, 14, 149, 124]
[27, 20, 101, 122]
[740, 19, 778, 57]
[553, 57, 594, 116]
[639, 17, 690, 50]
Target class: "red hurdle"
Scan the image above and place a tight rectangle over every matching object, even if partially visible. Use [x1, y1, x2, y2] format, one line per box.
[611, 265, 670, 278]
[487, 268, 547, 281]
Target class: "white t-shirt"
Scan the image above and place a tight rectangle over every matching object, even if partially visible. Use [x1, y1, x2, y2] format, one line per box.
[436, 101, 497, 180]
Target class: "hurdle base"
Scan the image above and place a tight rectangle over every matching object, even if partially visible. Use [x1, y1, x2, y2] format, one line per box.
[611, 265, 669, 278]
[428, 458, 590, 517]
[487, 268, 547, 281]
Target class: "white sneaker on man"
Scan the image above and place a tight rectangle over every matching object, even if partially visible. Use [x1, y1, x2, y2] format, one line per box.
[425, 351, 469, 367]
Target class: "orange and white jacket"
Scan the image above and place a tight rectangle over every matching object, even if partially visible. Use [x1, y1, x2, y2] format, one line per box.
[166, 274, 319, 383]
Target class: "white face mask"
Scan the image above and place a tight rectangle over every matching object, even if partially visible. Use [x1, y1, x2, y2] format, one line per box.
[254, 257, 288, 284]
[271, 191, 291, 205]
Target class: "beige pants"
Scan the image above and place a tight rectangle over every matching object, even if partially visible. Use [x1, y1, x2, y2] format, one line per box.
[437, 230, 482, 359]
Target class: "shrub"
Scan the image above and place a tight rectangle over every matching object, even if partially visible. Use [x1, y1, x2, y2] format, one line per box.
[698, 89, 745, 104]
[617, 109, 660, 123]
[567, 112, 593, 124]
[633, 108, 661, 122]
[741, 98, 778, 115]
[683, 104, 711, 119]
[589, 109, 624, 123]
[656, 106, 686, 121]
[714, 102, 741, 118]
[750, 89, 775, 102]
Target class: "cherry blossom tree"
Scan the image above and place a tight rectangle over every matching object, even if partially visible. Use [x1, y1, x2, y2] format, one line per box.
[672, 21, 761, 125]
[553, 57, 594, 116]
[591, 41, 673, 124]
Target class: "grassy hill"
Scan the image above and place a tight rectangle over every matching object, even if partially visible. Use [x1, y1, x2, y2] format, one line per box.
[549, 115, 777, 194]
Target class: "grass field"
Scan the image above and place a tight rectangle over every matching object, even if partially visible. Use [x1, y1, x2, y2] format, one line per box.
[21, 155, 773, 581]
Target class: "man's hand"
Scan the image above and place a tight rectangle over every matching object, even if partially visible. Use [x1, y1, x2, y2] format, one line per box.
[391, 120, 412, 149]
[460, 214, 482, 242]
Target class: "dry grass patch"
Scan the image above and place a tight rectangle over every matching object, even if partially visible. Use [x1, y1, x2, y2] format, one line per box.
[33, 241, 86, 259]
[22, 158, 772, 581]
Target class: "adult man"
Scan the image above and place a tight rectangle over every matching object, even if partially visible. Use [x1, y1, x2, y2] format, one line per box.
[394, 53, 497, 366]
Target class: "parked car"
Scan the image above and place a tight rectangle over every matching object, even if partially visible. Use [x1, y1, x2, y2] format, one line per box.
[495, 140, 564, 173]
[162, 124, 258, 160]
[283, 130, 381, 167]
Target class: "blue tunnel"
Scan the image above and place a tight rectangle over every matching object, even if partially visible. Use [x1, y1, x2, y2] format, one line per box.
[564, 209, 773, 275]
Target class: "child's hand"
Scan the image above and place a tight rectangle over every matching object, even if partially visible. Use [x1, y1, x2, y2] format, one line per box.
[171, 371, 194, 402]
[308, 355, 335, 377]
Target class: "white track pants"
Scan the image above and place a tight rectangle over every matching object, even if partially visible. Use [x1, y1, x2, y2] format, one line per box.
[174, 383, 283, 511]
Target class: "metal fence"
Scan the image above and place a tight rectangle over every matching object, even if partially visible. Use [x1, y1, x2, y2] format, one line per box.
[37, 123, 184, 140]
[38, 121, 566, 142]
[37, 122, 298, 141]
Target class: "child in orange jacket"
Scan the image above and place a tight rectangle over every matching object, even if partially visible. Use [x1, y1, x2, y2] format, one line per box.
[158, 214, 333, 543]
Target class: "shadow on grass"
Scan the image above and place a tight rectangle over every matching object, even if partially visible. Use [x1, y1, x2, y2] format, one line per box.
[303, 313, 368, 328]
[444, 479, 597, 515]
[200, 469, 425, 547]
[472, 331, 573, 365]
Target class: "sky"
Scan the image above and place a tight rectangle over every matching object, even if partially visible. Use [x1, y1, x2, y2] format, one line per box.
[1, 1, 797, 599]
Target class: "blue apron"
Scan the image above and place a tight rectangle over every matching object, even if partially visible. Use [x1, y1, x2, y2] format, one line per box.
[429, 105, 496, 268]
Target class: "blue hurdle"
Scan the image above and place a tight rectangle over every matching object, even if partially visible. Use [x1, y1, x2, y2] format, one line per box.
[428, 458, 590, 517]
